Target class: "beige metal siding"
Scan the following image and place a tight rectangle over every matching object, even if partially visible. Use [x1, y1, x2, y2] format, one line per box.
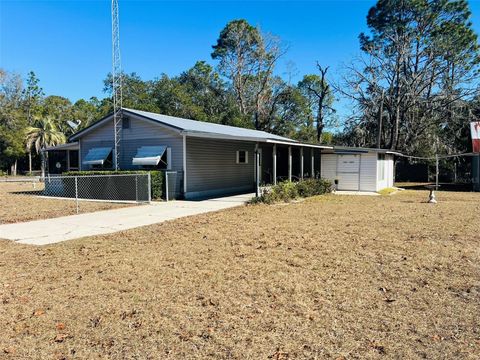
[337, 154, 360, 190]
[321, 154, 337, 181]
[322, 152, 379, 192]
[186, 137, 255, 198]
[359, 153, 378, 192]
[376, 154, 394, 190]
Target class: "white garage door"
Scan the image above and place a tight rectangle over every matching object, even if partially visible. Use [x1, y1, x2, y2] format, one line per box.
[337, 155, 360, 190]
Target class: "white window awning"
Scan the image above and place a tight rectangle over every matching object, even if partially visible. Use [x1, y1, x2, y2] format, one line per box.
[82, 147, 112, 165]
[132, 146, 167, 166]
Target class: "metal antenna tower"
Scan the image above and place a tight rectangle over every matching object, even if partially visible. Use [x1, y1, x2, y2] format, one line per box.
[111, 0, 122, 170]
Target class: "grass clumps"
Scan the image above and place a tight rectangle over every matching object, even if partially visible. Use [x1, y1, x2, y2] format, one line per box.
[252, 178, 333, 204]
[378, 187, 397, 196]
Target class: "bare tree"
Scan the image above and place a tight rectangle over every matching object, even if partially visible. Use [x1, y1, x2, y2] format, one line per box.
[298, 62, 335, 142]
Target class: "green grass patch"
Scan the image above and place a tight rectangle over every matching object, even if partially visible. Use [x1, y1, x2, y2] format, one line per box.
[378, 187, 397, 196]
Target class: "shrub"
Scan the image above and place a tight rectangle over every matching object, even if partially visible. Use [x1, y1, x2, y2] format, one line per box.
[296, 178, 334, 197]
[64, 170, 164, 200]
[253, 178, 333, 204]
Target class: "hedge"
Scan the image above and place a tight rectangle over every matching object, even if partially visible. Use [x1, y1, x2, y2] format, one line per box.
[63, 170, 164, 200]
[252, 178, 333, 204]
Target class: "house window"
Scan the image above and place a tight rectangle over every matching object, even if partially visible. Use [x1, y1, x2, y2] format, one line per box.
[82, 147, 113, 169]
[236, 150, 248, 164]
[378, 153, 385, 180]
[132, 145, 170, 170]
[122, 117, 130, 129]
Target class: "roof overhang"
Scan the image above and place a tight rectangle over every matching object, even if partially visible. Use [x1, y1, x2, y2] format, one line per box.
[322, 146, 403, 155]
[45, 142, 79, 151]
[182, 130, 333, 149]
[265, 139, 332, 149]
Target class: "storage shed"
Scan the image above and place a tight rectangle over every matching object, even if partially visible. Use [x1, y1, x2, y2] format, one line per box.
[320, 148, 397, 192]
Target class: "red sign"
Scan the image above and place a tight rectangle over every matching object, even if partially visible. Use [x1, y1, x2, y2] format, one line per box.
[471, 121, 480, 153]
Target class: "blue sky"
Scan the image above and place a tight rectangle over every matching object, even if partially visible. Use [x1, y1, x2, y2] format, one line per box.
[1, 0, 480, 106]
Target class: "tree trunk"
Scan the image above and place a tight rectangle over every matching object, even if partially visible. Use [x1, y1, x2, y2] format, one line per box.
[316, 99, 324, 142]
[254, 111, 259, 130]
[10, 160, 17, 176]
[389, 105, 400, 150]
[41, 150, 46, 179]
[28, 151, 32, 175]
[376, 91, 384, 148]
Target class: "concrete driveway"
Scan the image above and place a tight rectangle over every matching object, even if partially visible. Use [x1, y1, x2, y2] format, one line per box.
[0, 193, 254, 246]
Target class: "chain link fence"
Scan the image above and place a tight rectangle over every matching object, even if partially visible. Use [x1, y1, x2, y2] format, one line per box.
[42, 173, 151, 212]
[395, 153, 479, 191]
[164, 171, 179, 201]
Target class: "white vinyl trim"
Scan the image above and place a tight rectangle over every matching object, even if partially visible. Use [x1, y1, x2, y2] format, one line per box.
[167, 147, 172, 170]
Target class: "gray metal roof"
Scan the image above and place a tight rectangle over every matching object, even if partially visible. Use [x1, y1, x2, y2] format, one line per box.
[322, 146, 402, 155]
[69, 108, 332, 148]
[123, 108, 297, 143]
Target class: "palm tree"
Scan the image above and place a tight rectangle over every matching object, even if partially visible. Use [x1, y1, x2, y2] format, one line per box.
[26, 116, 66, 178]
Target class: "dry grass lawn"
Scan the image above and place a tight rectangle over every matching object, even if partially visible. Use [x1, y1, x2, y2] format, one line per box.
[0, 182, 129, 224]
[1, 189, 479, 359]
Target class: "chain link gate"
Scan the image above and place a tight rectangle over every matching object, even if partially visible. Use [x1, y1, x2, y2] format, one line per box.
[164, 171, 178, 201]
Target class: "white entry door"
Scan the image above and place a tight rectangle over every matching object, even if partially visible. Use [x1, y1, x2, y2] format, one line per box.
[337, 155, 360, 190]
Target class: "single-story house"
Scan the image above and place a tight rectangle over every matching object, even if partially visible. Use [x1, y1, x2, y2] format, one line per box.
[46, 108, 397, 198]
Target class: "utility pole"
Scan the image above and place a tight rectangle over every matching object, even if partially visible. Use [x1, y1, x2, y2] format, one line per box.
[111, 0, 123, 170]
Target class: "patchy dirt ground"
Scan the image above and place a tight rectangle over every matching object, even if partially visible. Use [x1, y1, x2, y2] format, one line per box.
[0, 189, 479, 359]
[0, 182, 129, 224]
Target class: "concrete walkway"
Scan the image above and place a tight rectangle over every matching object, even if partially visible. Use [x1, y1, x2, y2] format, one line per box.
[0, 193, 254, 246]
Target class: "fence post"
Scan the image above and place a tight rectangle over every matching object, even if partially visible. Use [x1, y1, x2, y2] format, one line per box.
[147, 172, 151, 203]
[165, 172, 169, 202]
[435, 154, 439, 190]
[135, 175, 138, 202]
[75, 176, 79, 214]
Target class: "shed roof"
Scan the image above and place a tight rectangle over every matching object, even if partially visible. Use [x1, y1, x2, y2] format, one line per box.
[322, 146, 403, 156]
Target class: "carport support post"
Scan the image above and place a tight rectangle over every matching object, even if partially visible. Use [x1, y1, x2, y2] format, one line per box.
[288, 146, 292, 181]
[165, 172, 169, 202]
[311, 149, 315, 178]
[273, 144, 277, 185]
[435, 154, 439, 190]
[255, 144, 260, 197]
[300, 147, 304, 180]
